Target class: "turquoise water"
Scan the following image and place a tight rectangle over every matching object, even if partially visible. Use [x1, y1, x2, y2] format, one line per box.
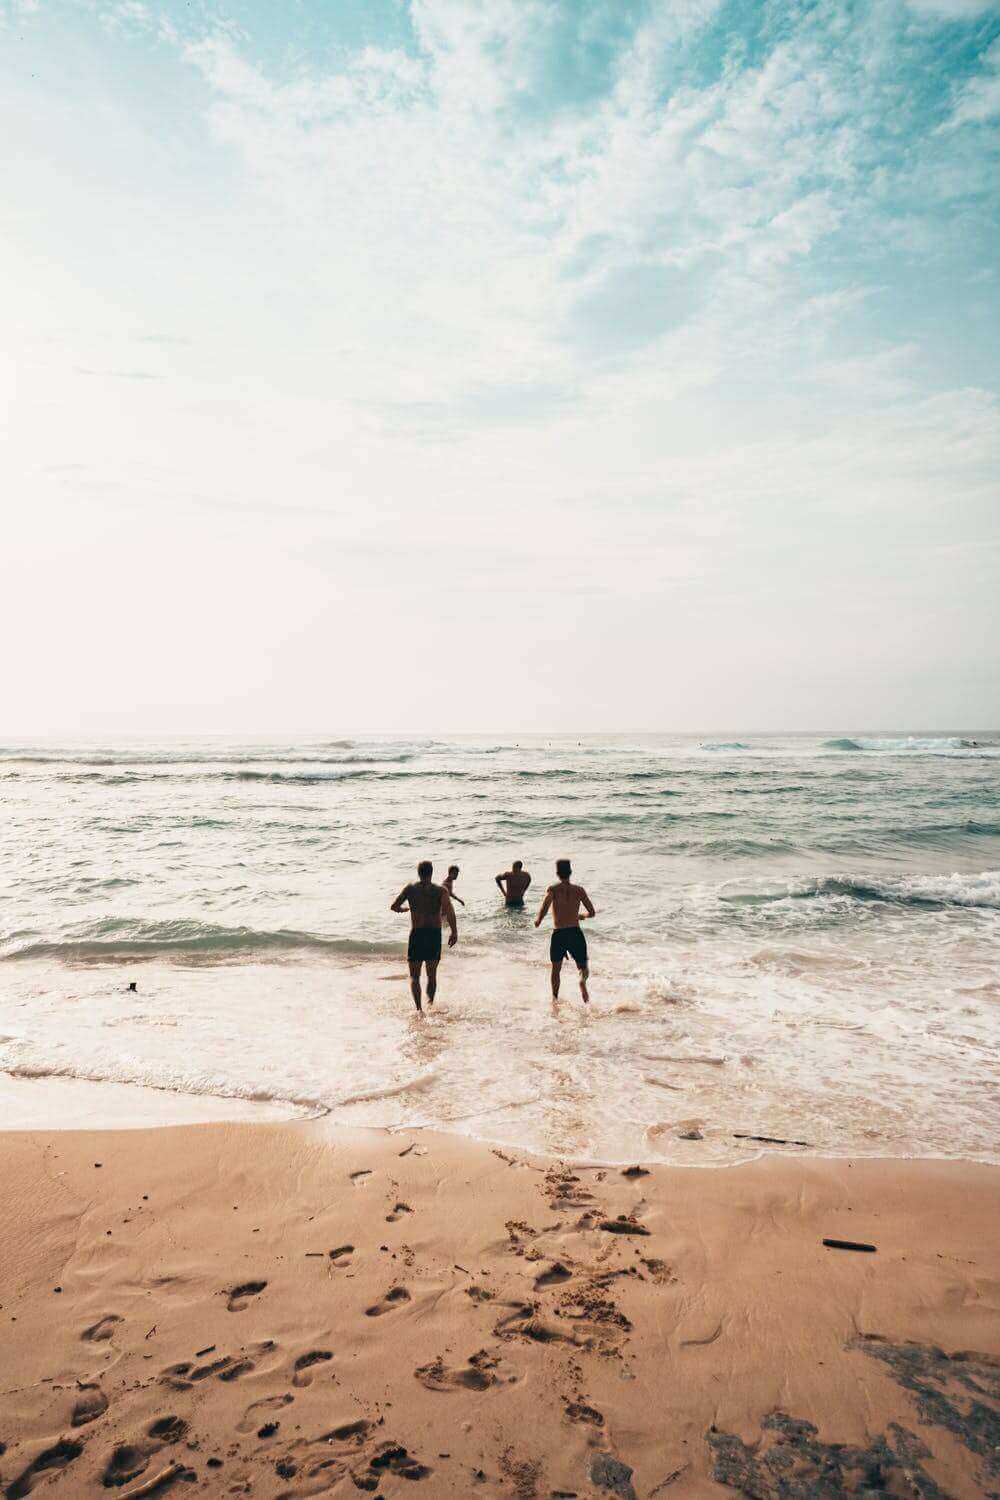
[1, 734, 997, 1161]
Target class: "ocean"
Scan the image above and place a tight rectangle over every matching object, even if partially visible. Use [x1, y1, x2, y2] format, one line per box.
[1, 733, 998, 1164]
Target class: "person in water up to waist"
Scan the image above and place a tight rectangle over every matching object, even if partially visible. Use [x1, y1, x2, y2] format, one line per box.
[442, 864, 465, 906]
[495, 859, 531, 907]
[390, 860, 458, 1014]
[534, 858, 595, 1003]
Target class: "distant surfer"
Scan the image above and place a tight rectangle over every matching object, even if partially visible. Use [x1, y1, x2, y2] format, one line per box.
[443, 864, 465, 906]
[390, 861, 458, 1013]
[534, 858, 595, 1003]
[495, 860, 531, 907]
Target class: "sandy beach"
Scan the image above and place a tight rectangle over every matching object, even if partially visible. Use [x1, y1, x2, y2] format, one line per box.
[1, 1121, 996, 1498]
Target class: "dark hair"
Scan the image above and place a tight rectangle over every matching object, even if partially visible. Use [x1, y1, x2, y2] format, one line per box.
[512, 859, 523, 870]
[417, 860, 433, 879]
[556, 858, 571, 879]
[448, 865, 459, 876]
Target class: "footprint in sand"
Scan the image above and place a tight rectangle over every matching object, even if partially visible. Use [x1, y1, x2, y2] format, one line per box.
[365, 1286, 411, 1318]
[226, 1279, 267, 1312]
[147, 1417, 189, 1444]
[385, 1201, 413, 1223]
[598, 1216, 650, 1237]
[328, 1244, 354, 1266]
[81, 1313, 123, 1342]
[415, 1351, 500, 1393]
[160, 1353, 254, 1389]
[565, 1401, 604, 1426]
[321, 1419, 371, 1445]
[6, 1439, 83, 1499]
[102, 1442, 150, 1489]
[292, 1350, 333, 1388]
[534, 1262, 573, 1289]
[237, 1393, 294, 1434]
[71, 1385, 109, 1427]
[359, 1441, 431, 1484]
[492, 1302, 576, 1347]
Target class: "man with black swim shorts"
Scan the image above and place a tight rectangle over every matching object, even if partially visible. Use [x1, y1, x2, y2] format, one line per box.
[391, 860, 458, 1013]
[534, 858, 595, 1003]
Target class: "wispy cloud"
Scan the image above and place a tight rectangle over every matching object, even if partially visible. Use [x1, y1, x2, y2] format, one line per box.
[939, 35, 1000, 128]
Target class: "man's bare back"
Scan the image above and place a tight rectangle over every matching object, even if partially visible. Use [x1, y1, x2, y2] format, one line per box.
[496, 863, 531, 905]
[398, 880, 449, 929]
[547, 881, 590, 928]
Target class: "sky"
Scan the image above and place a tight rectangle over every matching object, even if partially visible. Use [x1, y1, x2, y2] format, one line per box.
[2, 0, 999, 734]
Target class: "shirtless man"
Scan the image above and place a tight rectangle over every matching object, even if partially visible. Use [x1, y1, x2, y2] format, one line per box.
[390, 861, 458, 1013]
[443, 865, 465, 907]
[534, 858, 595, 1002]
[495, 859, 531, 907]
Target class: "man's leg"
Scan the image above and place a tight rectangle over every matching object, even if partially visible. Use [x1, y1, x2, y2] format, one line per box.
[550, 959, 562, 999]
[425, 960, 439, 1005]
[576, 960, 589, 1004]
[409, 960, 423, 1012]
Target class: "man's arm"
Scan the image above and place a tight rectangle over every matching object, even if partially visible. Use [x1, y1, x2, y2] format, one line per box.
[390, 885, 411, 913]
[534, 889, 553, 928]
[450, 892, 466, 906]
[495, 872, 508, 897]
[442, 890, 459, 946]
[579, 887, 596, 919]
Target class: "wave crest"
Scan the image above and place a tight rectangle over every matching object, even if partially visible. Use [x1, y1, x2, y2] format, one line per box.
[1, 918, 401, 965]
[822, 736, 981, 753]
[719, 870, 1000, 910]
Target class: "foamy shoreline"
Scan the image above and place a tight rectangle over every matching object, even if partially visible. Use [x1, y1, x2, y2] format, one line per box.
[3, 1069, 999, 1179]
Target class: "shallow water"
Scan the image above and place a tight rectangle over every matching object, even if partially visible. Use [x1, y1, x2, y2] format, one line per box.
[1, 733, 998, 1161]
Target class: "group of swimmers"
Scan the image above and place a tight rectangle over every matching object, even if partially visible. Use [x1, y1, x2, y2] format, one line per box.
[391, 858, 596, 1013]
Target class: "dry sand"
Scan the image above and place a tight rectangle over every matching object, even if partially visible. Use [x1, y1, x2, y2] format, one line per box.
[0, 1121, 997, 1498]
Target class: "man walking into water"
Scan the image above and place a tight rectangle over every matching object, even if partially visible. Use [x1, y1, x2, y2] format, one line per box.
[391, 861, 458, 1013]
[495, 860, 531, 907]
[534, 858, 595, 1002]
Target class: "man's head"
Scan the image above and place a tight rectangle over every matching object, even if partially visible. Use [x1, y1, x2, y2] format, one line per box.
[417, 860, 433, 881]
[556, 858, 571, 880]
[448, 865, 459, 878]
[512, 860, 523, 872]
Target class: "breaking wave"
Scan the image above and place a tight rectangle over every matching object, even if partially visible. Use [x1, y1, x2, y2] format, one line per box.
[719, 870, 1000, 910]
[0, 919, 402, 964]
[822, 736, 985, 753]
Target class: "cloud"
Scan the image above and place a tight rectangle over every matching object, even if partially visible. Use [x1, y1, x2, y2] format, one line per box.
[178, 0, 876, 418]
[938, 36, 1000, 129]
[905, 0, 998, 17]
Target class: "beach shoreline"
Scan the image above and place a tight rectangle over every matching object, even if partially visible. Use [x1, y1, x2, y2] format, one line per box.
[1, 1116, 996, 1498]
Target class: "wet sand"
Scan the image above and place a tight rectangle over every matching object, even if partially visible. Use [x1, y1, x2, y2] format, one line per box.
[0, 1121, 997, 1498]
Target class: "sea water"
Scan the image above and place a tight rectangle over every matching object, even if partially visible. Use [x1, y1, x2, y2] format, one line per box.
[1, 734, 997, 1163]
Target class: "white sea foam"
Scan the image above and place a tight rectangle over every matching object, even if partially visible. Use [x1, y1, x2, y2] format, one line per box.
[0, 732, 997, 1162]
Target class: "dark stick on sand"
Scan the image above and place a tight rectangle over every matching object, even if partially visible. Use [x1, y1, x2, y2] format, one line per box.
[734, 1133, 812, 1147]
[822, 1238, 877, 1253]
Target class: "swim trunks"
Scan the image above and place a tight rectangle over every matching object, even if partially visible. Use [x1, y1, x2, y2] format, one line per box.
[408, 928, 442, 964]
[550, 926, 587, 968]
